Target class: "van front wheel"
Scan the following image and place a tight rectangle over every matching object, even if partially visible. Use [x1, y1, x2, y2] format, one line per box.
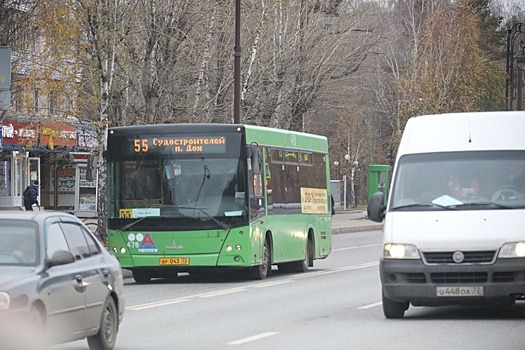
[382, 291, 408, 319]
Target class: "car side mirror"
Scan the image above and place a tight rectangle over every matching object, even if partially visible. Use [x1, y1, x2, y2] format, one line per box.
[47, 250, 76, 267]
[367, 192, 386, 223]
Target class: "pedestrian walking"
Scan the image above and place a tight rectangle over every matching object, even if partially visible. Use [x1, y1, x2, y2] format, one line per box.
[23, 181, 39, 211]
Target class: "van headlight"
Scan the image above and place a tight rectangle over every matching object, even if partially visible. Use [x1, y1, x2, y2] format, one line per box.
[499, 242, 525, 258]
[384, 243, 420, 259]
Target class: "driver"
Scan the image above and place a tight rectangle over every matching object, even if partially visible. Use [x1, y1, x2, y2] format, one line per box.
[12, 236, 36, 263]
[507, 162, 525, 191]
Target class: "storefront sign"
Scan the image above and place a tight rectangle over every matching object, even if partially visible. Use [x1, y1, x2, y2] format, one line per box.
[40, 122, 77, 148]
[1, 119, 77, 149]
[1, 120, 38, 147]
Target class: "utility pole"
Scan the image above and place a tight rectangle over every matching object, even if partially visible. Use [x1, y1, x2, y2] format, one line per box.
[233, 0, 241, 123]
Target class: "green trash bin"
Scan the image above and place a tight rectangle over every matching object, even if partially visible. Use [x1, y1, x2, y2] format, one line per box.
[368, 164, 391, 204]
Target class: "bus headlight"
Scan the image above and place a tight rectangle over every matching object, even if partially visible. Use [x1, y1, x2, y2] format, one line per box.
[499, 242, 525, 258]
[384, 243, 420, 259]
[235, 244, 242, 251]
[226, 245, 233, 252]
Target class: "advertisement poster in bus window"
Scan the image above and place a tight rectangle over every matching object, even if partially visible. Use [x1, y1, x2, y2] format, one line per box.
[300, 187, 328, 214]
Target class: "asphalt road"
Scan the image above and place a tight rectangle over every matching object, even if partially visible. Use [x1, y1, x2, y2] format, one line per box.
[51, 229, 525, 350]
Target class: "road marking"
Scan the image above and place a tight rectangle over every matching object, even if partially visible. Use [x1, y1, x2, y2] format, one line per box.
[227, 332, 279, 345]
[290, 262, 378, 280]
[358, 301, 382, 309]
[199, 288, 248, 298]
[127, 299, 190, 311]
[251, 280, 292, 288]
[333, 243, 382, 252]
[126, 262, 378, 311]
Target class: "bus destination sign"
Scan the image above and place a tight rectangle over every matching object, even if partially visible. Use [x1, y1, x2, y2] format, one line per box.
[132, 136, 226, 154]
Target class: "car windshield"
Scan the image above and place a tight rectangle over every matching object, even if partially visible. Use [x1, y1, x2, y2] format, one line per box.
[390, 151, 525, 211]
[0, 221, 39, 266]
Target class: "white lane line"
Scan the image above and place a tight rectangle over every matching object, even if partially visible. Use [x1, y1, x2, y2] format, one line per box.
[199, 288, 248, 298]
[227, 332, 279, 345]
[333, 244, 382, 252]
[290, 262, 379, 280]
[251, 280, 292, 288]
[126, 262, 378, 310]
[358, 301, 382, 310]
[127, 299, 190, 311]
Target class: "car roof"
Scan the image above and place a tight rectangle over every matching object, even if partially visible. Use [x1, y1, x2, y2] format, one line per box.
[0, 211, 78, 223]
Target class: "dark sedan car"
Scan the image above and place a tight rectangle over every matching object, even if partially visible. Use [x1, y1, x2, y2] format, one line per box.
[0, 211, 124, 349]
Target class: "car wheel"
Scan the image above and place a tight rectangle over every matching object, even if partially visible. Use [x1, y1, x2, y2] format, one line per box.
[382, 291, 408, 319]
[133, 270, 152, 284]
[87, 297, 118, 350]
[16, 305, 45, 348]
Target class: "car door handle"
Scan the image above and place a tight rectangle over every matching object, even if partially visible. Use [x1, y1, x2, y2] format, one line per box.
[102, 269, 109, 278]
[76, 274, 83, 283]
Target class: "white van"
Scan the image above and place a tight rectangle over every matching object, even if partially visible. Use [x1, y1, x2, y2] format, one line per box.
[367, 111, 525, 318]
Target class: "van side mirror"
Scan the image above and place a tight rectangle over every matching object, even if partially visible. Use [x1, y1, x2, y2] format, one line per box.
[367, 192, 385, 223]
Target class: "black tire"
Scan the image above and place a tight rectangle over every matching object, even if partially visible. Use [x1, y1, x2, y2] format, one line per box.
[290, 239, 312, 273]
[250, 237, 271, 280]
[382, 291, 408, 319]
[133, 270, 152, 284]
[87, 297, 118, 350]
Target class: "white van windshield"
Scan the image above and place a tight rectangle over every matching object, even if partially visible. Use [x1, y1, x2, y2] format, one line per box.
[390, 151, 525, 210]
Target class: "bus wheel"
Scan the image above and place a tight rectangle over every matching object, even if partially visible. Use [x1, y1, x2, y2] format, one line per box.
[250, 237, 270, 280]
[133, 270, 152, 284]
[291, 238, 311, 273]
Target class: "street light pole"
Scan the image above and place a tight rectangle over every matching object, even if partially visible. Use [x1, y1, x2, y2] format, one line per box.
[517, 55, 525, 111]
[233, 0, 241, 124]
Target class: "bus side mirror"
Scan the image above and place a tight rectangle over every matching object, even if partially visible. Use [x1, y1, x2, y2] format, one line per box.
[250, 146, 262, 175]
[367, 192, 385, 223]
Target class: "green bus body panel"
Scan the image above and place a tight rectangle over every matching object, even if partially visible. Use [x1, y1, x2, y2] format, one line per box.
[108, 214, 332, 269]
[244, 125, 329, 152]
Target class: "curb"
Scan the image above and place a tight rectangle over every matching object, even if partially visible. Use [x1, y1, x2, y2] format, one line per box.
[122, 269, 133, 279]
[332, 224, 383, 234]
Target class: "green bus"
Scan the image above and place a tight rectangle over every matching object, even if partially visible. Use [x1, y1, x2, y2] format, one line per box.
[106, 124, 333, 282]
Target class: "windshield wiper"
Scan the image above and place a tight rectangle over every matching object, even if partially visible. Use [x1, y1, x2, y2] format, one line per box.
[452, 201, 514, 209]
[119, 216, 161, 231]
[391, 203, 456, 211]
[177, 206, 230, 230]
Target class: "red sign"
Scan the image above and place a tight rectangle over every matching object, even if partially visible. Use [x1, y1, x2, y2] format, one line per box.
[1, 119, 77, 148]
[1, 120, 38, 146]
[40, 122, 77, 148]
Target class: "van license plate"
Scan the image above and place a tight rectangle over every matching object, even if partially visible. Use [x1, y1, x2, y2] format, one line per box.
[160, 257, 190, 265]
[436, 286, 483, 297]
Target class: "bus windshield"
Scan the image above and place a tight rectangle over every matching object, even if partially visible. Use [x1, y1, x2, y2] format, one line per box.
[109, 157, 247, 223]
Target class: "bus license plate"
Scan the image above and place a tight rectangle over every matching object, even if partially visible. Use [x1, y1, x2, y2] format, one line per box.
[436, 286, 483, 297]
[160, 257, 190, 265]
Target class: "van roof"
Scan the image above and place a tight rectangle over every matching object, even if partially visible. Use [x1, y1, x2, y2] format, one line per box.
[398, 111, 525, 156]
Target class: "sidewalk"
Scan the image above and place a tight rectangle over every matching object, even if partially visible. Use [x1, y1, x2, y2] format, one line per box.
[331, 210, 383, 234]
